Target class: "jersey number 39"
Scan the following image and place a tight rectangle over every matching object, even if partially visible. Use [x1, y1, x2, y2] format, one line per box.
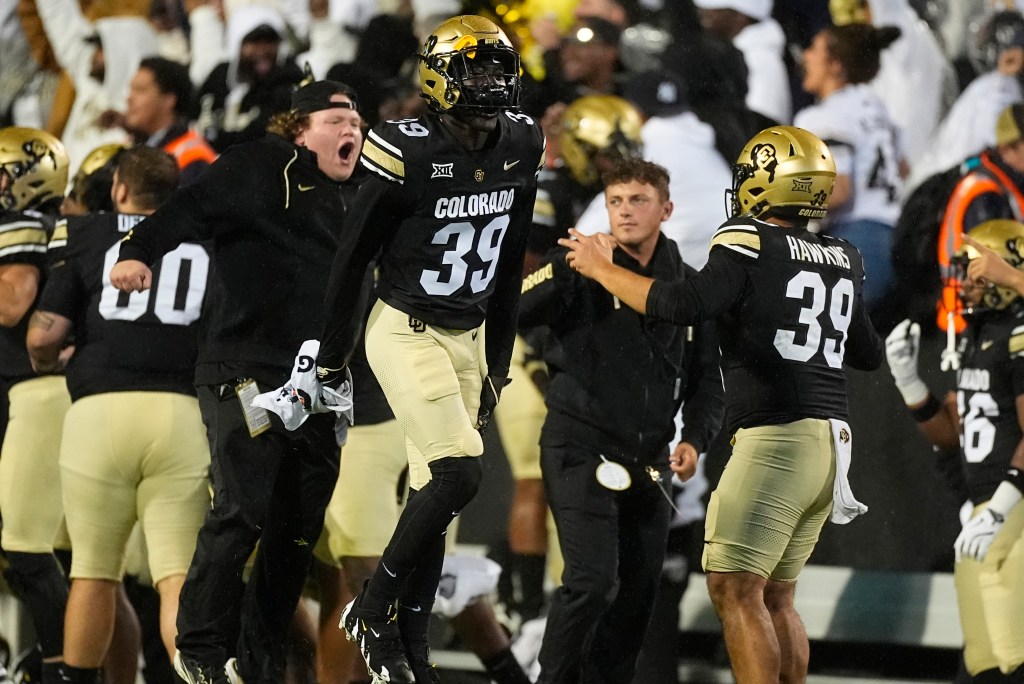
[774, 270, 854, 368]
[421, 215, 509, 296]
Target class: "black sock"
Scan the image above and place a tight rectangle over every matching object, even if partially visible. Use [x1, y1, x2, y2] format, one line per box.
[365, 458, 482, 614]
[511, 553, 547, 622]
[55, 664, 100, 683]
[3, 551, 68, 658]
[481, 647, 530, 684]
[398, 503, 444, 660]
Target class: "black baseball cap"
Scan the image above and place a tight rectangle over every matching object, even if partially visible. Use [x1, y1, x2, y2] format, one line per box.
[291, 79, 359, 115]
[623, 69, 688, 117]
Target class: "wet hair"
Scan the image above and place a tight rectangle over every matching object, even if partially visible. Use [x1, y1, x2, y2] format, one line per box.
[825, 24, 901, 84]
[115, 146, 180, 210]
[138, 57, 194, 117]
[602, 158, 671, 201]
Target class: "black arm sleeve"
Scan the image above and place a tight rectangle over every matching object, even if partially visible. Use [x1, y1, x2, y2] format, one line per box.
[485, 186, 538, 379]
[317, 177, 405, 370]
[517, 247, 576, 329]
[844, 296, 884, 370]
[645, 249, 748, 326]
[116, 147, 257, 264]
[678, 316, 725, 453]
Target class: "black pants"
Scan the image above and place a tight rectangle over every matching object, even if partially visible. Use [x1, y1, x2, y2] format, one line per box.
[176, 384, 339, 684]
[536, 437, 671, 684]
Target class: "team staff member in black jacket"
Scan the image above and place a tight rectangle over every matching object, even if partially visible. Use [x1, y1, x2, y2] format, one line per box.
[519, 160, 723, 684]
[108, 79, 364, 684]
[564, 127, 884, 684]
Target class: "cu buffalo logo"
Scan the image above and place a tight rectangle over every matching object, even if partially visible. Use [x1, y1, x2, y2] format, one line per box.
[839, 428, 850, 444]
[750, 143, 778, 183]
[21, 138, 56, 173]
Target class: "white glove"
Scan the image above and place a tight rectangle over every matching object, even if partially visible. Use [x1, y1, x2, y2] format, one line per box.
[954, 480, 1023, 562]
[955, 508, 1004, 562]
[885, 319, 929, 406]
[252, 340, 354, 431]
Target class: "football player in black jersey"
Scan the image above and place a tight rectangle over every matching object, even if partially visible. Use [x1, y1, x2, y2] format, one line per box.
[27, 146, 212, 684]
[886, 220, 1024, 681]
[0, 127, 72, 684]
[108, 79, 364, 684]
[314, 15, 545, 684]
[562, 126, 884, 684]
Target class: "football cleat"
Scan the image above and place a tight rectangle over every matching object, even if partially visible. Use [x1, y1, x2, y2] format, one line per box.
[341, 592, 415, 683]
[173, 650, 229, 684]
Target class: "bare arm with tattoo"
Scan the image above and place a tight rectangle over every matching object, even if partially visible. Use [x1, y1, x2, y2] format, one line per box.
[26, 310, 74, 373]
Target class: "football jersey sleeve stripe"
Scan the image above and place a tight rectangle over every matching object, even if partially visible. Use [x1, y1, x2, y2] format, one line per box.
[361, 141, 405, 183]
[360, 155, 405, 185]
[710, 230, 761, 255]
[367, 129, 403, 157]
[0, 226, 49, 253]
[1010, 333, 1024, 356]
[0, 243, 47, 259]
[0, 220, 45, 234]
[717, 243, 760, 259]
[48, 222, 68, 249]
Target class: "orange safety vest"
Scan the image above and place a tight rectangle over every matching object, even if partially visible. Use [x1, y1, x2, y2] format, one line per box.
[936, 151, 1024, 333]
[162, 129, 218, 170]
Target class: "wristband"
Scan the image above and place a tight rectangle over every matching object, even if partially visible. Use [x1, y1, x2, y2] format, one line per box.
[1006, 467, 1024, 492]
[910, 394, 941, 423]
[988, 479, 1024, 518]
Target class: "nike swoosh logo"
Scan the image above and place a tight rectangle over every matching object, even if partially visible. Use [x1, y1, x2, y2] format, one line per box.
[406, 605, 422, 612]
[503, 159, 520, 170]
[298, 184, 315, 191]
[382, 562, 397, 578]
[370, 627, 381, 638]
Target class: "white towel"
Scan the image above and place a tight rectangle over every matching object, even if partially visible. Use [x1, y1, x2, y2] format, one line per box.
[828, 418, 868, 524]
[252, 339, 354, 431]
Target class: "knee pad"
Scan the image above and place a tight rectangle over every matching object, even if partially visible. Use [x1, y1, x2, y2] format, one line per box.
[427, 457, 483, 513]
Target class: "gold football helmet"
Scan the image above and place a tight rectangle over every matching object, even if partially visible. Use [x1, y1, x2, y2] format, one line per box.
[560, 95, 643, 187]
[0, 127, 69, 212]
[418, 15, 522, 114]
[728, 126, 835, 220]
[70, 143, 124, 205]
[954, 219, 1024, 311]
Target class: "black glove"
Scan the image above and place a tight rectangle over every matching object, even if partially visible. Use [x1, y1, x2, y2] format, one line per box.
[476, 375, 511, 431]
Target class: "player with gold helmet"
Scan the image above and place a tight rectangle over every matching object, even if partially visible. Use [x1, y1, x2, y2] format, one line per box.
[886, 218, 1024, 679]
[559, 124, 884, 684]
[0, 126, 73, 684]
[317, 14, 544, 684]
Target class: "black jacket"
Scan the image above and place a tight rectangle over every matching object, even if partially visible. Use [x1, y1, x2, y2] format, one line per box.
[519, 234, 724, 464]
[117, 134, 361, 387]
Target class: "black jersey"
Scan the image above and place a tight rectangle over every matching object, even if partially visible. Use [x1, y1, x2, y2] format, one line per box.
[116, 134, 360, 387]
[0, 208, 55, 385]
[530, 165, 596, 256]
[319, 112, 545, 378]
[957, 309, 1024, 504]
[646, 216, 884, 432]
[38, 213, 209, 402]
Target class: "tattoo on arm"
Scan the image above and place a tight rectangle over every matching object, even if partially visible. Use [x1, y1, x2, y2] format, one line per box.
[28, 311, 57, 331]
